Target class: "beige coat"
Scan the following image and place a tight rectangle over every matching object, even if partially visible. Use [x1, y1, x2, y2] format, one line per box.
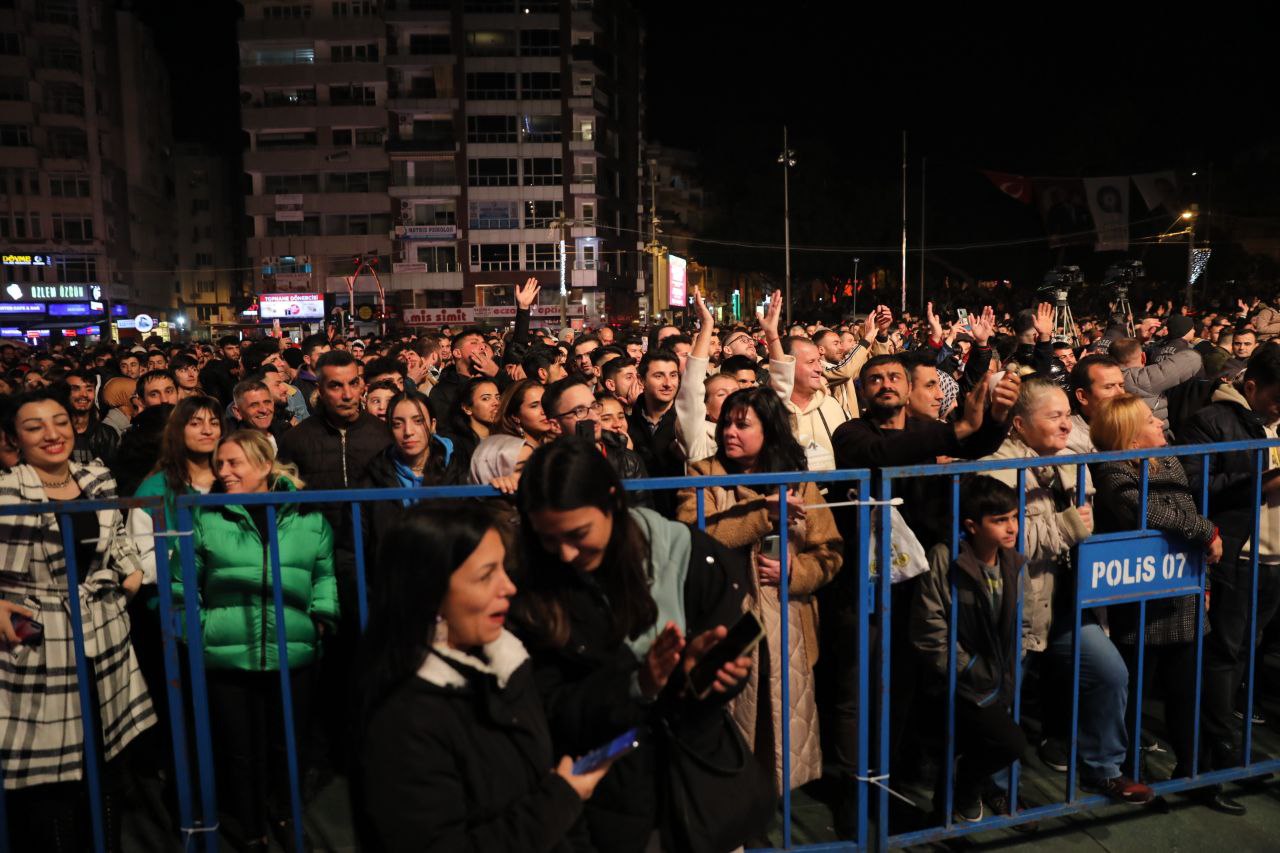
[676, 458, 842, 790]
[980, 437, 1094, 652]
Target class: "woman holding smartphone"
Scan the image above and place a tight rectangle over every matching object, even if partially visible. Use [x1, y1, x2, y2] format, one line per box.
[675, 386, 842, 792]
[514, 438, 760, 852]
[357, 502, 609, 852]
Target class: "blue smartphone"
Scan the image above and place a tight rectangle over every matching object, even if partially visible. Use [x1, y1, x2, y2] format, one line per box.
[572, 728, 640, 774]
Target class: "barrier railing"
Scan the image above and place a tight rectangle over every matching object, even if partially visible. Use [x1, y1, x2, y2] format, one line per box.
[0, 439, 1276, 851]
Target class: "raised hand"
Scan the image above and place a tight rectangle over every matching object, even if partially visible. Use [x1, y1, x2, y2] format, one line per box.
[1034, 302, 1055, 341]
[926, 301, 943, 339]
[875, 305, 894, 332]
[989, 370, 1022, 423]
[639, 621, 685, 699]
[969, 306, 995, 346]
[693, 287, 713, 329]
[758, 290, 783, 342]
[515, 276, 540, 310]
[955, 379, 988, 440]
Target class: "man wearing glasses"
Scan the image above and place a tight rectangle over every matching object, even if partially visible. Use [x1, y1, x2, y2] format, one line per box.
[542, 375, 649, 487]
[720, 328, 758, 362]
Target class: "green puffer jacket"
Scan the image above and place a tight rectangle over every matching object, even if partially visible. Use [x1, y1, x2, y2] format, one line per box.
[176, 478, 339, 671]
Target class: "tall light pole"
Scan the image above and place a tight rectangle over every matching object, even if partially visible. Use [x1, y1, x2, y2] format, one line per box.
[1183, 208, 1197, 308]
[778, 127, 796, 329]
[851, 256, 860, 319]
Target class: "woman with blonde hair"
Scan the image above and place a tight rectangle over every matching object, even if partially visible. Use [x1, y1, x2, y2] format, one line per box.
[178, 428, 339, 850]
[1090, 394, 1239, 813]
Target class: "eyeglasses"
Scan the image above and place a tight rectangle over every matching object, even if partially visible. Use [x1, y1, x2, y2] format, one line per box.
[724, 335, 750, 350]
[556, 401, 603, 420]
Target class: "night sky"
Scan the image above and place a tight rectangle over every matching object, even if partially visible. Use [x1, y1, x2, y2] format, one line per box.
[134, 2, 1280, 296]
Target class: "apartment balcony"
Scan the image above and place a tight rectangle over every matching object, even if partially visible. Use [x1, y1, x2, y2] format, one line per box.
[568, 179, 599, 195]
[570, 43, 611, 73]
[387, 97, 458, 112]
[240, 61, 383, 88]
[238, 16, 383, 41]
[384, 3, 451, 24]
[389, 182, 462, 197]
[0, 100, 32, 124]
[245, 192, 390, 218]
[242, 103, 385, 131]
[386, 52, 456, 68]
[244, 146, 389, 174]
[388, 270, 463, 292]
[386, 137, 458, 154]
[568, 131, 598, 153]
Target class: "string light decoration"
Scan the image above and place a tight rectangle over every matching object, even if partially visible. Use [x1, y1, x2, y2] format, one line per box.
[1189, 248, 1212, 285]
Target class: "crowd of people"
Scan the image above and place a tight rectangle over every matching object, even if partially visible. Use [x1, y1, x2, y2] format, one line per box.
[1, 275, 1279, 851]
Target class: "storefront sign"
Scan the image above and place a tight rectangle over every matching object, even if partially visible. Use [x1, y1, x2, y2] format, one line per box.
[401, 224, 456, 240]
[3, 254, 51, 266]
[0, 302, 45, 314]
[402, 307, 474, 326]
[260, 292, 325, 320]
[49, 303, 93, 317]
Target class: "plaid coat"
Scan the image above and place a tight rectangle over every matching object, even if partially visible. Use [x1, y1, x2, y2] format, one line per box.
[0, 462, 157, 790]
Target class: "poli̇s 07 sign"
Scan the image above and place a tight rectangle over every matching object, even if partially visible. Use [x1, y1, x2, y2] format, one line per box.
[1076, 530, 1205, 606]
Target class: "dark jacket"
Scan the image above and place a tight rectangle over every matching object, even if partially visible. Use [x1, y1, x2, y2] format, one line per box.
[73, 419, 119, 468]
[599, 430, 651, 509]
[360, 632, 583, 853]
[277, 410, 392, 591]
[199, 358, 237, 408]
[1094, 456, 1213, 646]
[428, 364, 466, 425]
[359, 438, 466, 569]
[912, 540, 1026, 708]
[627, 398, 681, 515]
[1177, 383, 1269, 568]
[832, 413, 1010, 551]
[514, 513, 749, 853]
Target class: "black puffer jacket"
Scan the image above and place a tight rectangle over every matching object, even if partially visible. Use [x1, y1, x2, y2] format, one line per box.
[1177, 383, 1270, 568]
[360, 632, 584, 853]
[72, 419, 120, 468]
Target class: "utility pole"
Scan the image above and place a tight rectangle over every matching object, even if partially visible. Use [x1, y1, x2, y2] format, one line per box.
[900, 131, 907, 315]
[778, 127, 796, 329]
[551, 211, 572, 330]
[643, 160, 664, 323]
[852, 256, 860, 319]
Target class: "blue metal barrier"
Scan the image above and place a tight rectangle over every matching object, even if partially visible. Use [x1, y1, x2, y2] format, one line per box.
[2, 439, 1278, 851]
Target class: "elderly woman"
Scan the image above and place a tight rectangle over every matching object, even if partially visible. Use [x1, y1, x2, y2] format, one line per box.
[0, 389, 156, 850]
[982, 377, 1151, 804]
[676, 386, 842, 791]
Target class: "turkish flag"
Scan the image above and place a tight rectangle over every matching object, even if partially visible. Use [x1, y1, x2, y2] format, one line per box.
[982, 170, 1033, 204]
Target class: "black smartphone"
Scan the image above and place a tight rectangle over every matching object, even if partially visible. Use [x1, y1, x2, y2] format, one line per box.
[12, 613, 43, 646]
[572, 728, 640, 774]
[687, 611, 764, 700]
[575, 419, 596, 441]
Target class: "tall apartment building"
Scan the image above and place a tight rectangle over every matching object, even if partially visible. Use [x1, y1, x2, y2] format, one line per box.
[174, 143, 241, 333]
[0, 0, 176, 341]
[238, 0, 645, 326]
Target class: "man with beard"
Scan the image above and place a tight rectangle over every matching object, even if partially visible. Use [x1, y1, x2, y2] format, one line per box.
[818, 355, 1020, 837]
[62, 369, 118, 466]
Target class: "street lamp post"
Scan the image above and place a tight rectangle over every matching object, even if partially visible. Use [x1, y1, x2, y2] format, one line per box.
[778, 127, 796, 329]
[851, 256, 860, 319]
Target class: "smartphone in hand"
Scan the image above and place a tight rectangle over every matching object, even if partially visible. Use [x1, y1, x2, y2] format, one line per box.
[687, 612, 764, 700]
[573, 728, 640, 774]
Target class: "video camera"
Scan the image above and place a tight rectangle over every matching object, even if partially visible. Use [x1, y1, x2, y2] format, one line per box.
[1101, 260, 1145, 297]
[1038, 266, 1082, 305]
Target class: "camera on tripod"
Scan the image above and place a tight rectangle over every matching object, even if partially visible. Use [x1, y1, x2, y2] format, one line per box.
[1102, 260, 1145, 298]
[1038, 266, 1082, 305]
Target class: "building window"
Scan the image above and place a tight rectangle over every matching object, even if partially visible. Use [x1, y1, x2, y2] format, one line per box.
[196, 279, 216, 294]
[330, 43, 379, 62]
[195, 252, 214, 266]
[407, 200, 456, 225]
[468, 158, 518, 187]
[414, 244, 457, 272]
[40, 41, 80, 70]
[524, 199, 563, 228]
[327, 213, 391, 235]
[0, 77, 24, 100]
[469, 243, 520, 271]
[522, 114, 561, 142]
[257, 131, 317, 150]
[262, 4, 312, 18]
[264, 173, 321, 193]
[266, 215, 321, 236]
[519, 29, 560, 56]
[36, 0, 79, 26]
[466, 72, 516, 100]
[49, 173, 91, 197]
[465, 30, 516, 57]
[192, 199, 210, 214]
[577, 243, 597, 270]
[468, 201, 519, 230]
[393, 159, 457, 186]
[44, 82, 85, 115]
[579, 201, 595, 223]
[52, 214, 93, 242]
[466, 115, 517, 143]
[409, 33, 452, 55]
[520, 72, 560, 99]
[523, 157, 562, 186]
[47, 128, 87, 157]
[525, 243, 558, 270]
[246, 47, 315, 65]
[0, 33, 19, 55]
[574, 75, 593, 95]
[327, 171, 389, 193]
[332, 1, 377, 15]
[0, 125, 30, 147]
[196, 304, 217, 321]
[53, 255, 96, 281]
[356, 128, 384, 146]
[329, 84, 376, 106]
[262, 87, 317, 106]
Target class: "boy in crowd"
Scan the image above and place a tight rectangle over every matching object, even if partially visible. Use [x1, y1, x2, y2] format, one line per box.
[912, 475, 1030, 823]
